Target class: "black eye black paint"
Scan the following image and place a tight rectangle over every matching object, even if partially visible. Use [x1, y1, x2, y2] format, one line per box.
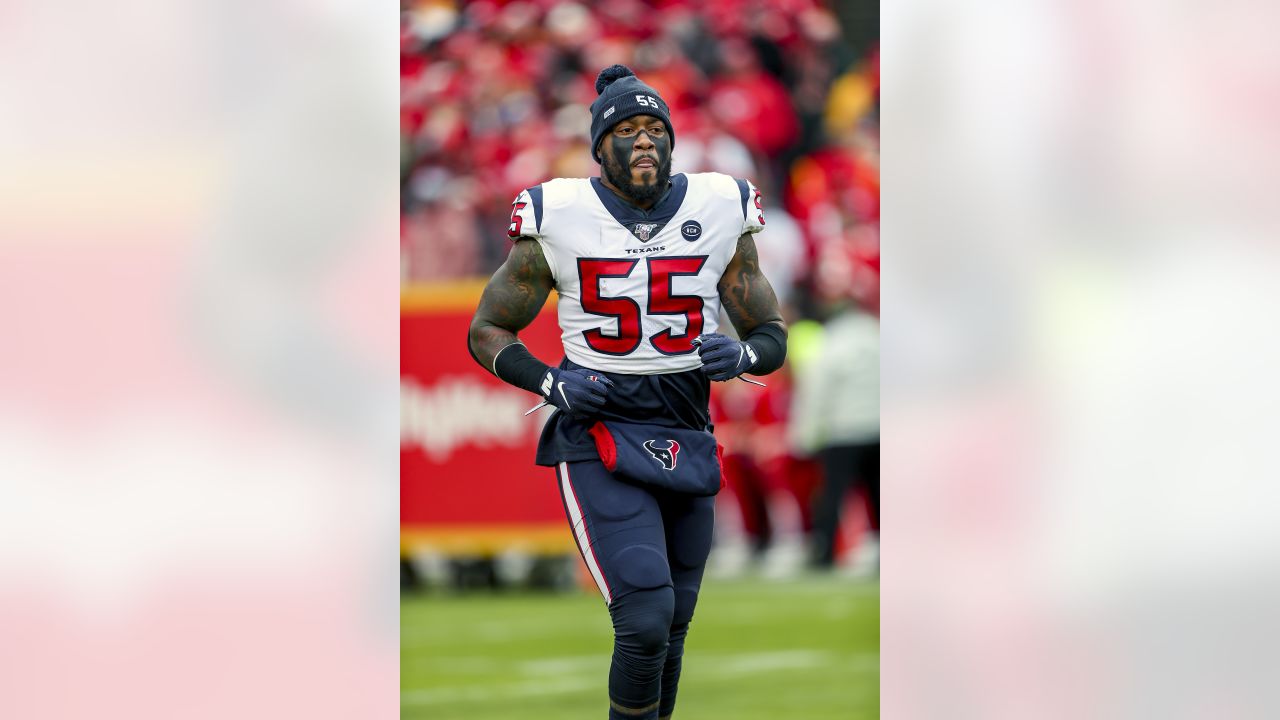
[603, 126, 671, 209]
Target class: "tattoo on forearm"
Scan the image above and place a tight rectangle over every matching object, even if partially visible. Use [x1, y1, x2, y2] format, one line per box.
[719, 233, 784, 336]
[469, 239, 554, 373]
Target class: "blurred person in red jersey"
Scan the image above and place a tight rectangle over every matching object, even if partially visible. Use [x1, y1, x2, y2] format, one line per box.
[706, 36, 801, 178]
[784, 52, 878, 299]
[708, 367, 823, 579]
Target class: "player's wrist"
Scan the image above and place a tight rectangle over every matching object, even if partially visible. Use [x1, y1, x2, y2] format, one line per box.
[742, 324, 787, 376]
[492, 342, 552, 396]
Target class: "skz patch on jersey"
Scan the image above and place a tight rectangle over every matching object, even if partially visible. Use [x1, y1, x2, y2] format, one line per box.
[643, 439, 680, 470]
[680, 220, 702, 240]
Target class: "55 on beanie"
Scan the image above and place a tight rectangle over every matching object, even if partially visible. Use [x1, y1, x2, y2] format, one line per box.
[589, 64, 675, 164]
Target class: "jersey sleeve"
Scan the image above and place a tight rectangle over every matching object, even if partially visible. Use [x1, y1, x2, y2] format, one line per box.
[506, 186, 544, 240]
[735, 178, 766, 235]
[504, 184, 559, 283]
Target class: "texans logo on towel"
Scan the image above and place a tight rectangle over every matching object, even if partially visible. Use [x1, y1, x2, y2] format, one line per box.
[643, 439, 680, 471]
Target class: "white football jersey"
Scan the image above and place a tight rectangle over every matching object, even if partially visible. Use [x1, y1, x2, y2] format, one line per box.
[507, 172, 766, 374]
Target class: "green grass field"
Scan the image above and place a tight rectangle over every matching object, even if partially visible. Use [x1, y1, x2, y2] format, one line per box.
[402, 575, 879, 719]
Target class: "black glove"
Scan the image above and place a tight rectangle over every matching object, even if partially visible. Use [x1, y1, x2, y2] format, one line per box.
[694, 333, 758, 382]
[540, 367, 613, 417]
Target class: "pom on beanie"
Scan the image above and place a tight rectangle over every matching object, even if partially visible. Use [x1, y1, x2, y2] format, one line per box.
[595, 64, 636, 95]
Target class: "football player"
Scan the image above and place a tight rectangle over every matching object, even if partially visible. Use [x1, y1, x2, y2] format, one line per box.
[468, 64, 788, 720]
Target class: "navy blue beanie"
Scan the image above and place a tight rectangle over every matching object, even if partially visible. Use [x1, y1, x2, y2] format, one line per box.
[589, 65, 675, 164]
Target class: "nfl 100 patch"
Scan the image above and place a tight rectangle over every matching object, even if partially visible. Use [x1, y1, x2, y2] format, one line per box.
[630, 222, 661, 242]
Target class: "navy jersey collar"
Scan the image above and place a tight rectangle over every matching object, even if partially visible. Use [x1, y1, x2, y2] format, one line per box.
[590, 173, 689, 228]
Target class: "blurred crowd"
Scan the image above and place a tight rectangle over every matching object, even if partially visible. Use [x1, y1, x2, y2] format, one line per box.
[402, 0, 879, 576]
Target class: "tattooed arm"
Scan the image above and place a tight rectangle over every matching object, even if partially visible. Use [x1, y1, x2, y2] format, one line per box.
[718, 232, 786, 339]
[468, 239, 611, 412]
[468, 238, 555, 375]
[699, 232, 788, 378]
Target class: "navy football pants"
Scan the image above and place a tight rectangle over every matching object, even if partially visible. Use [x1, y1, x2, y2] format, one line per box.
[555, 459, 716, 719]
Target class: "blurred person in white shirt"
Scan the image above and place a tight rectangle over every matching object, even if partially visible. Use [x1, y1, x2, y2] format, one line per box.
[790, 259, 879, 572]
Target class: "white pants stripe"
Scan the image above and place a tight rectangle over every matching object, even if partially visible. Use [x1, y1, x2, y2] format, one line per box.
[558, 461, 613, 605]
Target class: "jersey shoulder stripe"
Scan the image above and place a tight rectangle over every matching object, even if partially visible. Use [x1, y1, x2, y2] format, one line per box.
[526, 184, 544, 234]
[508, 179, 589, 241]
[734, 177, 750, 221]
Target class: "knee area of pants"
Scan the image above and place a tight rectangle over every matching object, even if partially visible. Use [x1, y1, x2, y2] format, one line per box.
[611, 588, 675, 657]
[611, 545, 671, 592]
[672, 587, 699, 625]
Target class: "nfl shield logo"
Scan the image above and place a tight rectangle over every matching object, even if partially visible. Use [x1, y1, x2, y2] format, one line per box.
[632, 222, 659, 242]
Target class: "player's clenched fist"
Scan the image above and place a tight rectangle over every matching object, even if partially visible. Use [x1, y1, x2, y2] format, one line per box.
[694, 333, 758, 381]
[541, 367, 614, 417]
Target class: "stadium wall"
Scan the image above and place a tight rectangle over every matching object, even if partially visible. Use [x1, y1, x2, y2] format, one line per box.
[400, 282, 573, 557]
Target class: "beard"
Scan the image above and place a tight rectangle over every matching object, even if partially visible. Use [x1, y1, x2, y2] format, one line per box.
[603, 145, 672, 207]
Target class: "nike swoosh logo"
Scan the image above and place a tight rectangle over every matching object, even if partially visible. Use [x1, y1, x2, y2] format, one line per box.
[557, 381, 571, 409]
